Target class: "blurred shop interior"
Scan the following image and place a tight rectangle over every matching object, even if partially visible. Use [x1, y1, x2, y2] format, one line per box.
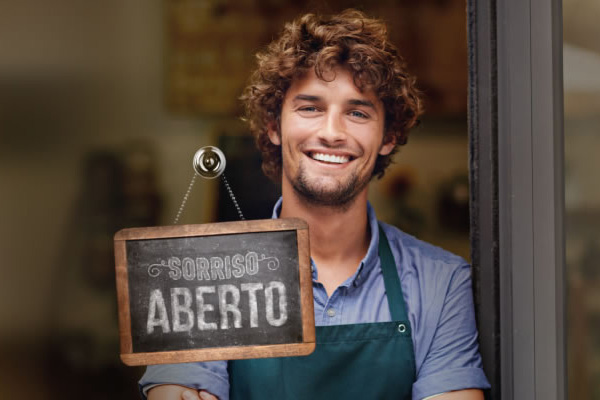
[1, 0, 471, 398]
[563, 0, 600, 398]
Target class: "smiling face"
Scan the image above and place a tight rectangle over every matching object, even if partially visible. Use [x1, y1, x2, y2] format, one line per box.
[268, 67, 395, 209]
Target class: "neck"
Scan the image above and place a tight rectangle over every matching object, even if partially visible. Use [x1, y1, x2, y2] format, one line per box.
[279, 184, 371, 270]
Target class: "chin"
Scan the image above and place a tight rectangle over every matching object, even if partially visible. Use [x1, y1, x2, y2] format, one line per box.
[292, 173, 365, 210]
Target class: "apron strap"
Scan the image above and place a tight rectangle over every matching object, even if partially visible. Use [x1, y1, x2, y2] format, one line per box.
[378, 224, 409, 322]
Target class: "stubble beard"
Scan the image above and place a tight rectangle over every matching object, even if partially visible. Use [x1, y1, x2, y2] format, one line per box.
[289, 163, 371, 211]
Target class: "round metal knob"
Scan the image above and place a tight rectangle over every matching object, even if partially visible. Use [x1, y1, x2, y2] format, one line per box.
[193, 146, 226, 179]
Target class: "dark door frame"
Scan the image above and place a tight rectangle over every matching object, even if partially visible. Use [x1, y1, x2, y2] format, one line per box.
[468, 0, 566, 398]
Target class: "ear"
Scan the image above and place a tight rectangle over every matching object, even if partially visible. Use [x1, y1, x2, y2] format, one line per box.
[266, 120, 281, 146]
[379, 134, 396, 156]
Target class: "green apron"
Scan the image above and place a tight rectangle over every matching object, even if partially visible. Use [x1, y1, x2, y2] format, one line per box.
[228, 226, 416, 399]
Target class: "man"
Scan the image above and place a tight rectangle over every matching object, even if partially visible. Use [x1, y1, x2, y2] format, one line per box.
[141, 9, 490, 399]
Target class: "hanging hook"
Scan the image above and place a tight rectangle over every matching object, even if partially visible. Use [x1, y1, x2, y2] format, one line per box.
[193, 146, 226, 179]
[173, 146, 244, 223]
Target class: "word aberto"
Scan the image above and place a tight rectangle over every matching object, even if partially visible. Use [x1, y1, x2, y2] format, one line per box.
[146, 281, 288, 334]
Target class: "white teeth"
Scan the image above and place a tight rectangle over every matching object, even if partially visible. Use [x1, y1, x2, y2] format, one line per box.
[311, 153, 350, 164]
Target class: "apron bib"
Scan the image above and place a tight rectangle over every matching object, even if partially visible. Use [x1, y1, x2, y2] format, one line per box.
[229, 225, 416, 399]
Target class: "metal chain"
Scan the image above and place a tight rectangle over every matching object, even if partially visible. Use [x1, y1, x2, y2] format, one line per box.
[172, 174, 197, 224]
[173, 172, 244, 224]
[222, 174, 245, 220]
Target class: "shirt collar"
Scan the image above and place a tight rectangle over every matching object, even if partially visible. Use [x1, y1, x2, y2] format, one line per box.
[271, 197, 380, 287]
[271, 197, 283, 219]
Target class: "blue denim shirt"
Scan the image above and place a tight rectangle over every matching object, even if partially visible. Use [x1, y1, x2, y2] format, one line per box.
[140, 199, 490, 399]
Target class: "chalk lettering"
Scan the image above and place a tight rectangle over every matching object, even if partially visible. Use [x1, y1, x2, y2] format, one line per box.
[224, 256, 232, 279]
[182, 257, 195, 281]
[146, 281, 289, 334]
[196, 286, 217, 330]
[148, 252, 281, 281]
[265, 281, 288, 327]
[241, 283, 263, 328]
[171, 287, 193, 332]
[218, 284, 242, 329]
[168, 257, 182, 280]
[245, 252, 259, 275]
[210, 257, 226, 280]
[231, 254, 245, 278]
[147, 289, 170, 334]
[196, 257, 210, 280]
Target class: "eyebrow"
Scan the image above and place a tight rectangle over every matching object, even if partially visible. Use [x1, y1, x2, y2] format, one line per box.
[293, 94, 322, 102]
[348, 99, 376, 109]
[293, 94, 377, 109]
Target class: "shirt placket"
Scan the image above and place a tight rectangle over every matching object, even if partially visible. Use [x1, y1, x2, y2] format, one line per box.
[321, 287, 345, 325]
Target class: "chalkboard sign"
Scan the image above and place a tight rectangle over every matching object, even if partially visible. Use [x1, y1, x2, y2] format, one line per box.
[114, 218, 315, 366]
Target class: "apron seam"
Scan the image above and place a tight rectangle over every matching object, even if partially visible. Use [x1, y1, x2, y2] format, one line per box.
[317, 335, 412, 344]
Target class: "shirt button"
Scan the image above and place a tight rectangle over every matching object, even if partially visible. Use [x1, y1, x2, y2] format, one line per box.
[354, 273, 362, 286]
[326, 308, 336, 317]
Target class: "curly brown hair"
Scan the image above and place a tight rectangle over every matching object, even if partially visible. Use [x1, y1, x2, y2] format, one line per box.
[241, 9, 423, 182]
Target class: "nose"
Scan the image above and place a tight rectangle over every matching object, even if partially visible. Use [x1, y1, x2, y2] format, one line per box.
[317, 109, 346, 145]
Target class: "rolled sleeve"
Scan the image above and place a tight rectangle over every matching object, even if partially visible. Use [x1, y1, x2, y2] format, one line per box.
[413, 367, 489, 400]
[412, 264, 490, 399]
[139, 361, 229, 400]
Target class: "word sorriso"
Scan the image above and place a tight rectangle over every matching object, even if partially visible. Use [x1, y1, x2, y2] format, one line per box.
[148, 252, 280, 282]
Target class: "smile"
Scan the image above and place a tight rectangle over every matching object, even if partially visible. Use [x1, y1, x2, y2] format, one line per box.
[309, 152, 351, 164]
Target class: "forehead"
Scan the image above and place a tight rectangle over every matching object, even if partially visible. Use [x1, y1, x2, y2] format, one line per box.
[286, 67, 380, 103]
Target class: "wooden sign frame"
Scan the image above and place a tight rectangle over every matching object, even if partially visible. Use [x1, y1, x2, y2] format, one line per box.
[114, 218, 315, 366]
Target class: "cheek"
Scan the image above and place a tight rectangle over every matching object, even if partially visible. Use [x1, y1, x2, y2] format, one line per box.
[356, 127, 385, 152]
[283, 124, 311, 148]
[288, 113, 321, 133]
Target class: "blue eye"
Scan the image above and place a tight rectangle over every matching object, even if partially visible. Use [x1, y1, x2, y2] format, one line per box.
[350, 110, 368, 119]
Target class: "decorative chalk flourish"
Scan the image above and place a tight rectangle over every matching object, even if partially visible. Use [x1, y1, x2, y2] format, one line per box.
[259, 255, 280, 271]
[148, 261, 168, 277]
